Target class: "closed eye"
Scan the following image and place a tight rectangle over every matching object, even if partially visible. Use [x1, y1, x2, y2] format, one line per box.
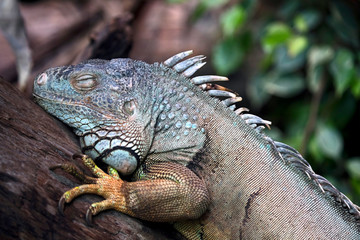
[71, 74, 98, 91]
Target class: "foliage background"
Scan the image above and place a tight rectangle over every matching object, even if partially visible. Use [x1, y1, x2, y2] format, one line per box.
[171, 0, 360, 203]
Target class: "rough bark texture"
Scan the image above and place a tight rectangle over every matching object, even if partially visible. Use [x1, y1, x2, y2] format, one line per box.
[0, 78, 182, 239]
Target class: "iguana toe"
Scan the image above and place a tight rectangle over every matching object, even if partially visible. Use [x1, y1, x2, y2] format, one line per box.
[58, 195, 66, 215]
[86, 199, 119, 225]
[59, 180, 126, 222]
[50, 155, 97, 184]
[85, 208, 93, 226]
[55, 154, 132, 223]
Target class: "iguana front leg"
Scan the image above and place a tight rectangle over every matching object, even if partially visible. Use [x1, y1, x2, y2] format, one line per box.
[54, 155, 209, 223]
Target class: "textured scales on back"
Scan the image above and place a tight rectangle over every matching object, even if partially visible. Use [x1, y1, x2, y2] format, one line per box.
[33, 51, 360, 239]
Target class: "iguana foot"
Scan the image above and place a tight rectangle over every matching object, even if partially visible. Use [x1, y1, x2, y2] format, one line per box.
[52, 154, 209, 223]
[54, 154, 133, 225]
[50, 153, 97, 184]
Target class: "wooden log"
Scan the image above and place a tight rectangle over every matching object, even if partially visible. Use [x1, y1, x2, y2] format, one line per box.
[0, 78, 182, 239]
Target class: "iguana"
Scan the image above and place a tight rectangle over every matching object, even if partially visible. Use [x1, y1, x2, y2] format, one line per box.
[33, 51, 360, 239]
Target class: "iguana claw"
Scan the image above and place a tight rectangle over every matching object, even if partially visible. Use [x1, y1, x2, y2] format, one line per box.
[86, 208, 93, 226]
[58, 195, 66, 216]
[58, 185, 95, 226]
[50, 153, 97, 184]
[52, 154, 132, 224]
[58, 191, 97, 226]
[72, 152, 85, 160]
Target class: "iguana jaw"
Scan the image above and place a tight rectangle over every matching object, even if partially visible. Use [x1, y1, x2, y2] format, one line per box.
[34, 93, 143, 175]
[33, 93, 118, 119]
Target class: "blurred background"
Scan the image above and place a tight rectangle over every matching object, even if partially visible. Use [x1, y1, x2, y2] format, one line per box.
[1, 0, 360, 203]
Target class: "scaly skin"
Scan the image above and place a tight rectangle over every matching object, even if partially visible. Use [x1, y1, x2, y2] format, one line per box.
[33, 51, 360, 239]
[54, 154, 208, 223]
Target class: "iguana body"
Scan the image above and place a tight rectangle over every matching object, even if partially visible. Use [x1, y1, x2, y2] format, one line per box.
[33, 51, 360, 239]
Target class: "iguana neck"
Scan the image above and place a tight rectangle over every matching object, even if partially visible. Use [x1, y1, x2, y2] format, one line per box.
[143, 64, 209, 165]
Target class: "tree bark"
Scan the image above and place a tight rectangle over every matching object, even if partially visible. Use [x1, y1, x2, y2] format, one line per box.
[0, 78, 182, 239]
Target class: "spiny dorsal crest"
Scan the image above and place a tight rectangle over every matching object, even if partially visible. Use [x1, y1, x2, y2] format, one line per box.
[163, 50, 360, 221]
[163, 50, 271, 131]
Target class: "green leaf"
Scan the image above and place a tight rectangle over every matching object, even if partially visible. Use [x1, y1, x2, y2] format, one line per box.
[308, 46, 334, 67]
[200, 0, 229, 8]
[213, 37, 244, 75]
[284, 101, 310, 134]
[329, 49, 354, 96]
[307, 46, 333, 93]
[328, 92, 356, 128]
[315, 124, 343, 160]
[294, 15, 307, 33]
[239, 31, 253, 52]
[294, 10, 321, 33]
[262, 22, 292, 53]
[287, 35, 308, 57]
[308, 136, 325, 164]
[275, 46, 306, 73]
[221, 6, 246, 36]
[242, 0, 258, 13]
[350, 178, 360, 203]
[351, 69, 360, 97]
[346, 158, 360, 179]
[249, 74, 271, 107]
[263, 72, 305, 98]
[307, 64, 324, 93]
[191, 3, 207, 20]
[260, 51, 274, 71]
[279, 1, 299, 18]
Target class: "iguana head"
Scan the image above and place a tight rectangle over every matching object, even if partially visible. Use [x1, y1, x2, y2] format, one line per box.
[33, 59, 154, 176]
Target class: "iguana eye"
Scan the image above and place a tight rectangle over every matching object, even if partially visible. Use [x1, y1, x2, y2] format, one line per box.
[72, 74, 97, 91]
[123, 100, 136, 116]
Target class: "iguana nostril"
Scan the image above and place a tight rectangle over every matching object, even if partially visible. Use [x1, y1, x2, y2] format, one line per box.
[37, 73, 48, 85]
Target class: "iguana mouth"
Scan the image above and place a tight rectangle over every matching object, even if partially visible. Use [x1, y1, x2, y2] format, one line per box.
[33, 93, 82, 106]
[33, 93, 120, 121]
[33, 93, 90, 108]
